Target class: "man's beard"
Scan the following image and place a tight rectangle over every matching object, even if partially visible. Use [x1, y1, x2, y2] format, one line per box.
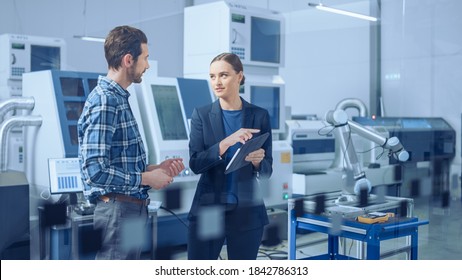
[133, 76, 142, 83]
[129, 64, 143, 83]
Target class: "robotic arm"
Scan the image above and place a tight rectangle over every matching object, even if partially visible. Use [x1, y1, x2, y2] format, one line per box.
[325, 109, 409, 202]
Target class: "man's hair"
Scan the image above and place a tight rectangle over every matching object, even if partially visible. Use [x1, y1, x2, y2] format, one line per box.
[210, 52, 245, 85]
[104, 25, 148, 70]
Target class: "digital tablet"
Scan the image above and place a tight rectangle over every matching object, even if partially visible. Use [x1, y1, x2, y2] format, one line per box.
[225, 132, 270, 174]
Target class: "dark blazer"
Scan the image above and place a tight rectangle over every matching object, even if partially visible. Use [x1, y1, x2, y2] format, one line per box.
[188, 98, 272, 231]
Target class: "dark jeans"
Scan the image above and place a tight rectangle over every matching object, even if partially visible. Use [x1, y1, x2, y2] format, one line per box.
[93, 198, 148, 260]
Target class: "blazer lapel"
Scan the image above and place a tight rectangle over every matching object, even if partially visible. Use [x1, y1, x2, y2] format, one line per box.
[209, 100, 226, 141]
[242, 98, 255, 129]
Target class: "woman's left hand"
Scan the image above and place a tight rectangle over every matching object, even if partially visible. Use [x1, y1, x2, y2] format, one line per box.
[245, 148, 265, 169]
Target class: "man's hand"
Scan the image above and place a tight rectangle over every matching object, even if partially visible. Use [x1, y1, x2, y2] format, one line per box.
[158, 158, 185, 177]
[141, 169, 172, 190]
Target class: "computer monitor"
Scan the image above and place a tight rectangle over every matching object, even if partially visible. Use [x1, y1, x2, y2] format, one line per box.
[31, 45, 61, 72]
[250, 85, 281, 132]
[239, 75, 285, 135]
[48, 158, 83, 195]
[250, 16, 281, 64]
[135, 76, 197, 182]
[151, 84, 188, 141]
[183, 1, 285, 76]
[177, 77, 214, 120]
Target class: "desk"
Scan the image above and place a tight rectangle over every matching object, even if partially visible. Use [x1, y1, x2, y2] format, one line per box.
[288, 209, 429, 260]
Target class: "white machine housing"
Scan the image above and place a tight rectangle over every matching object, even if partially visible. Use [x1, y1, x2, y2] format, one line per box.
[0, 33, 66, 99]
[1, 33, 66, 172]
[22, 70, 100, 194]
[184, 0, 285, 77]
[24, 70, 68, 190]
[285, 119, 336, 173]
[238, 74, 291, 207]
[263, 140, 293, 207]
[134, 75, 198, 183]
[239, 74, 286, 136]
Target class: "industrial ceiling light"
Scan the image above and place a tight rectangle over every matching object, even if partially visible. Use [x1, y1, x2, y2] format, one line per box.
[73, 0, 105, 43]
[308, 2, 378, 22]
[73, 35, 105, 43]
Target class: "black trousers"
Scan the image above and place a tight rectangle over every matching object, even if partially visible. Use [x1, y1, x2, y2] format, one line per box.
[187, 218, 264, 260]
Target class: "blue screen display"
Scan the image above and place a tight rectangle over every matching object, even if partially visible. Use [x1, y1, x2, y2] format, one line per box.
[177, 78, 213, 119]
[151, 84, 188, 140]
[251, 16, 281, 64]
[250, 86, 280, 130]
[31, 45, 61, 71]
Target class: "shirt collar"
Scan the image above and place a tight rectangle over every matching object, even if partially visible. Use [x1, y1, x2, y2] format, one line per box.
[98, 75, 131, 98]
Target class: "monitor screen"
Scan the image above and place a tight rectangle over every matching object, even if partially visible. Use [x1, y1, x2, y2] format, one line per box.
[31, 45, 61, 71]
[151, 85, 188, 140]
[251, 16, 281, 64]
[250, 86, 280, 130]
[64, 101, 85, 120]
[68, 125, 78, 146]
[60, 77, 85, 97]
[88, 78, 98, 92]
[401, 119, 432, 129]
[177, 78, 213, 119]
[292, 139, 335, 155]
[48, 158, 84, 194]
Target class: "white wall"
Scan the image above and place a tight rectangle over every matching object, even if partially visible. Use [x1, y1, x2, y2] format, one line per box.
[0, 0, 186, 77]
[280, 1, 372, 120]
[381, 0, 462, 167]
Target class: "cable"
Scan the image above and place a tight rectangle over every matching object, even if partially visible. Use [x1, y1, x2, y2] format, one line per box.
[317, 123, 336, 137]
[259, 248, 288, 260]
[321, 123, 353, 171]
[159, 206, 189, 228]
[232, 29, 238, 44]
[267, 251, 288, 260]
[297, 249, 312, 258]
[340, 124, 353, 170]
[40, 188, 51, 200]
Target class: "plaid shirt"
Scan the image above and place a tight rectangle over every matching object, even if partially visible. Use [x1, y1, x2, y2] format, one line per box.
[78, 76, 149, 199]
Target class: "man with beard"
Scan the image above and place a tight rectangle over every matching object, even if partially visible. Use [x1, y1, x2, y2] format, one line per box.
[78, 25, 184, 260]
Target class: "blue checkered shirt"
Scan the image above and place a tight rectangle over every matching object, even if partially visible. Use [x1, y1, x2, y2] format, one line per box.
[78, 76, 149, 199]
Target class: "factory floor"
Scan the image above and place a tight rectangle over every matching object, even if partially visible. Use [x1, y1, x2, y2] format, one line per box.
[28, 181, 458, 260]
[170, 189, 462, 260]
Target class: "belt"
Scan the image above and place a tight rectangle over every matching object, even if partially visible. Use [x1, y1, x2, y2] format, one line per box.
[100, 193, 150, 206]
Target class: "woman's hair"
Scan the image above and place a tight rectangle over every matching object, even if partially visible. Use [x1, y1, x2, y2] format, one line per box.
[210, 52, 245, 85]
[104, 25, 148, 70]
